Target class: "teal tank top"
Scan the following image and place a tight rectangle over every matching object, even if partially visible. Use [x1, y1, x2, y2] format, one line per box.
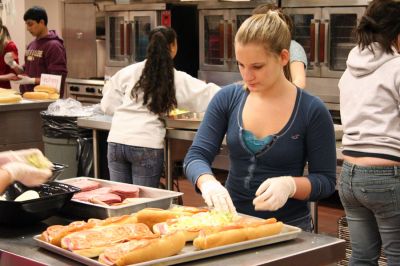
[242, 129, 274, 153]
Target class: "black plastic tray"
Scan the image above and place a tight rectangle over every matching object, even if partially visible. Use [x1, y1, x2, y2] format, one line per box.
[0, 182, 80, 225]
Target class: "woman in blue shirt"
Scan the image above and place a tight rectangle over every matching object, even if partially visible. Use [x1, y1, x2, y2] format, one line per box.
[184, 11, 336, 231]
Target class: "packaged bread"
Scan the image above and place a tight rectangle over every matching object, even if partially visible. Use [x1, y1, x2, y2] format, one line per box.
[34, 85, 57, 94]
[23, 91, 50, 100]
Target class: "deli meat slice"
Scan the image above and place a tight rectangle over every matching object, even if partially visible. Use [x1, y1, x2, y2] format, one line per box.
[73, 187, 113, 201]
[68, 179, 101, 191]
[110, 185, 140, 199]
[89, 193, 122, 205]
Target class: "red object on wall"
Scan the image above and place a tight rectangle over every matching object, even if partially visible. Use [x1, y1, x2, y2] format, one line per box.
[161, 10, 171, 27]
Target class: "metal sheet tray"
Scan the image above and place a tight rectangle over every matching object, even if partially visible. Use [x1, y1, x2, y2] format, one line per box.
[34, 224, 301, 266]
[58, 177, 183, 219]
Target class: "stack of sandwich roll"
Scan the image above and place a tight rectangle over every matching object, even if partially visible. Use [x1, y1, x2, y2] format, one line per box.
[39, 206, 284, 266]
[23, 85, 60, 100]
[0, 88, 22, 103]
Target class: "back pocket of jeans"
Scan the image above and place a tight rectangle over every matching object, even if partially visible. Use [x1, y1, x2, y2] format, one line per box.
[107, 143, 118, 162]
[361, 187, 397, 217]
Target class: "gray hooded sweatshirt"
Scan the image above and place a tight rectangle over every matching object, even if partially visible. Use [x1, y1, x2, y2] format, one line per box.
[339, 43, 400, 160]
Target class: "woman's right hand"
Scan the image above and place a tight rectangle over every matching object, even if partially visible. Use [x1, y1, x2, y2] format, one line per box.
[198, 175, 237, 214]
[0, 149, 51, 167]
[1, 162, 52, 187]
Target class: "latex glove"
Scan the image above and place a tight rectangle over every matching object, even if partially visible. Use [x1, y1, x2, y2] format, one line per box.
[0, 149, 51, 167]
[1, 162, 52, 187]
[200, 180, 237, 214]
[14, 75, 35, 85]
[4, 52, 18, 68]
[253, 176, 296, 211]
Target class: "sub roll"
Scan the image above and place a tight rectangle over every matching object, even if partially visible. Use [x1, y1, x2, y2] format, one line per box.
[98, 231, 186, 266]
[193, 218, 283, 250]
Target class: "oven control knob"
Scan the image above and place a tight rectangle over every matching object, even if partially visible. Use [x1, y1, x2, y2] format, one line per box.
[86, 87, 95, 93]
[70, 86, 79, 91]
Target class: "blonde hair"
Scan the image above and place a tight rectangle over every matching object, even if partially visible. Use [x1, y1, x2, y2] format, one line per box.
[235, 11, 291, 56]
[235, 11, 291, 79]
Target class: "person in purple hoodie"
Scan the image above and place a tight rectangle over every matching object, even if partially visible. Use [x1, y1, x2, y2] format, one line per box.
[5, 6, 67, 96]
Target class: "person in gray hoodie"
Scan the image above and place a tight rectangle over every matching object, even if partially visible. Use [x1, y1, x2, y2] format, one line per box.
[338, 0, 400, 265]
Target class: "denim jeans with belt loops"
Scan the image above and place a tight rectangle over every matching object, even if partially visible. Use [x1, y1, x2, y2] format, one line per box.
[338, 161, 400, 266]
[107, 142, 164, 188]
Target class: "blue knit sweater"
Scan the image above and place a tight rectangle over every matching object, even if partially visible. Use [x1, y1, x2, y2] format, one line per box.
[184, 83, 337, 224]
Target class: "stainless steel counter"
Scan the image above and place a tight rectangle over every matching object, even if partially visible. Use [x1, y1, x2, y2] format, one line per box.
[0, 99, 54, 112]
[0, 216, 345, 265]
[0, 100, 54, 152]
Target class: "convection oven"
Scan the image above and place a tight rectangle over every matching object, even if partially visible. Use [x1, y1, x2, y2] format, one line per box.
[104, 3, 163, 72]
[282, 0, 368, 114]
[197, 1, 278, 86]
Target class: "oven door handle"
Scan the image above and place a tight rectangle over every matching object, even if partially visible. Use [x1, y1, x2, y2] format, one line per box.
[226, 20, 233, 62]
[126, 21, 132, 57]
[218, 20, 226, 64]
[310, 20, 318, 64]
[120, 22, 125, 56]
[319, 20, 329, 65]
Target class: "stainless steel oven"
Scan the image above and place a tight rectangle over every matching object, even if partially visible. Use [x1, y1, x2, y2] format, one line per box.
[104, 3, 163, 73]
[282, 0, 368, 112]
[197, 1, 278, 86]
[65, 78, 104, 105]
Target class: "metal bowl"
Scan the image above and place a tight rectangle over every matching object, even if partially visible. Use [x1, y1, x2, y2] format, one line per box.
[0, 182, 80, 226]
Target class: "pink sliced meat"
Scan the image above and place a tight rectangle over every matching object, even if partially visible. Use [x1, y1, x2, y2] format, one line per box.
[89, 193, 122, 205]
[110, 185, 140, 199]
[72, 187, 113, 201]
[68, 179, 101, 191]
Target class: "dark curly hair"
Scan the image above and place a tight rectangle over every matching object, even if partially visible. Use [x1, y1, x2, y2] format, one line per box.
[131, 26, 177, 116]
[356, 0, 400, 54]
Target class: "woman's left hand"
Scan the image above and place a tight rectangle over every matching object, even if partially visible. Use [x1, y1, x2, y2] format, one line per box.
[253, 176, 296, 211]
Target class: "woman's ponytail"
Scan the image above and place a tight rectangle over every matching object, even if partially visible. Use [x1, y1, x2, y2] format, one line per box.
[132, 26, 177, 116]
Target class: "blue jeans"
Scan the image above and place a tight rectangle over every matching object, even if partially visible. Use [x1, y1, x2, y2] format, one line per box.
[287, 213, 313, 232]
[107, 142, 164, 188]
[338, 161, 400, 266]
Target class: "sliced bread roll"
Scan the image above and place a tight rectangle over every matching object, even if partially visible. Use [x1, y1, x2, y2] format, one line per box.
[23, 91, 50, 100]
[0, 94, 22, 103]
[48, 93, 60, 100]
[34, 85, 57, 94]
